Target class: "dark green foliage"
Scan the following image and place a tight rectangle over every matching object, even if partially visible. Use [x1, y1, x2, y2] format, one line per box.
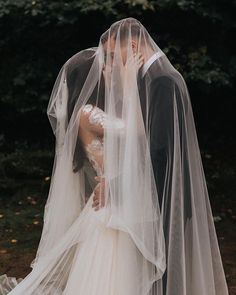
[0, 0, 235, 201]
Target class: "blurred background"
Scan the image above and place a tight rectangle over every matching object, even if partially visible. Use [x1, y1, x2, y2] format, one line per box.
[0, 0, 235, 293]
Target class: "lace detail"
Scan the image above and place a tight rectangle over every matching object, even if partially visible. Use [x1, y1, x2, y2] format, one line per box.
[84, 138, 104, 176]
[80, 104, 125, 176]
[85, 138, 103, 154]
[80, 103, 125, 131]
[89, 108, 106, 128]
[81, 104, 106, 128]
[82, 104, 93, 113]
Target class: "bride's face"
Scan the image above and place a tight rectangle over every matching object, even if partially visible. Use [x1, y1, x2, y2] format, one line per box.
[103, 34, 133, 66]
[120, 40, 139, 66]
[103, 34, 116, 67]
[103, 35, 142, 78]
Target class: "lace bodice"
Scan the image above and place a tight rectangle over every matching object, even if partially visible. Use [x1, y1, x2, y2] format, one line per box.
[81, 104, 107, 129]
[80, 104, 124, 176]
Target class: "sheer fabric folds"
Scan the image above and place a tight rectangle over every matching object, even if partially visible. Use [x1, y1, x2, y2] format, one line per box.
[4, 17, 229, 295]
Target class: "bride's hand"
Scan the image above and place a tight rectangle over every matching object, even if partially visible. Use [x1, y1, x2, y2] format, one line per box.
[92, 176, 106, 211]
[125, 52, 144, 73]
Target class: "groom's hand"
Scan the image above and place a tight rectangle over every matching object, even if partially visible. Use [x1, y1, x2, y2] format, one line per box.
[92, 176, 106, 211]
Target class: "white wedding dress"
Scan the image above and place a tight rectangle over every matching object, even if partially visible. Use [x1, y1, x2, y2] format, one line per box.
[0, 104, 147, 295]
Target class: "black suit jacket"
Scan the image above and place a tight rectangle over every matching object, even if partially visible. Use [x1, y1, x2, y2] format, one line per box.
[138, 61, 192, 224]
[138, 59, 193, 294]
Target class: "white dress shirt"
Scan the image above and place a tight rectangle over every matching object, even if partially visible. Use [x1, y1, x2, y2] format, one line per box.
[141, 51, 165, 78]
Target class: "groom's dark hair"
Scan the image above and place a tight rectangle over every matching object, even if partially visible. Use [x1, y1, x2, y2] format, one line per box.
[101, 18, 147, 45]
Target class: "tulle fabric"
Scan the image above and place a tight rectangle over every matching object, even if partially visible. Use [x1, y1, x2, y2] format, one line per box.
[0, 17, 229, 295]
[0, 275, 23, 295]
[2, 192, 157, 294]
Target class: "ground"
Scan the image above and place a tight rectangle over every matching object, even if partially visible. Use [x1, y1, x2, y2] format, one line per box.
[0, 145, 235, 294]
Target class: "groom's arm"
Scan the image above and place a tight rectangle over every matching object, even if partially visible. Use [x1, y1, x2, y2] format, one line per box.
[149, 75, 192, 224]
[148, 76, 175, 207]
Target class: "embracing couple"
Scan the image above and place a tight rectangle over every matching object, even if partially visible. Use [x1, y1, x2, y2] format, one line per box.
[1, 17, 229, 295]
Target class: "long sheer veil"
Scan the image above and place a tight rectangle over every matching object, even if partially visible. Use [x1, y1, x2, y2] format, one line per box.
[4, 17, 228, 295]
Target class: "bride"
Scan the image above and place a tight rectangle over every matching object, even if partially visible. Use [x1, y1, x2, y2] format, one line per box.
[0, 18, 229, 295]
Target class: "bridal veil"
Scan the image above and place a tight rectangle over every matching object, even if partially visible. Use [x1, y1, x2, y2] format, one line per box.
[5, 17, 228, 295]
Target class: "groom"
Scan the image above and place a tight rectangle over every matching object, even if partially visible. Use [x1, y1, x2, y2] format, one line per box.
[92, 23, 176, 214]
[92, 19, 192, 294]
[92, 23, 172, 293]
[92, 22, 176, 210]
